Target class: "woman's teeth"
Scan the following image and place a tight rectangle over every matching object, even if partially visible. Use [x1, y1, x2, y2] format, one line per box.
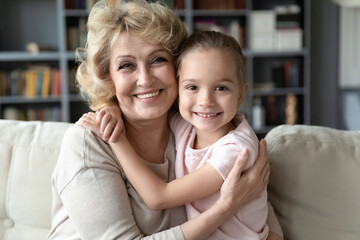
[137, 91, 160, 99]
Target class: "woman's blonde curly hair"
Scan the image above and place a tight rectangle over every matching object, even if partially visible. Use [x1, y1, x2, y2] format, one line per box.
[76, 0, 187, 111]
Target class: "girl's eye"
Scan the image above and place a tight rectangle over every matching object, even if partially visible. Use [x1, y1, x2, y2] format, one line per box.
[152, 57, 167, 64]
[119, 62, 133, 70]
[186, 85, 198, 90]
[216, 86, 228, 91]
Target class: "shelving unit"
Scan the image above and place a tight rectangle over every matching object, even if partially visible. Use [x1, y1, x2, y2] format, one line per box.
[0, 0, 310, 136]
[181, 0, 311, 136]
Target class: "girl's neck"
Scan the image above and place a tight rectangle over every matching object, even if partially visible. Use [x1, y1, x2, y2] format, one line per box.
[193, 121, 236, 149]
[123, 115, 170, 164]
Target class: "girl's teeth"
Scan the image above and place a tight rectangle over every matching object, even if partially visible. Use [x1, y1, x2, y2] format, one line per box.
[137, 91, 160, 99]
[198, 113, 217, 118]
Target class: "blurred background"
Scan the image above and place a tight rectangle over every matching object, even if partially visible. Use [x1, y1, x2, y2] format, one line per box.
[0, 0, 359, 138]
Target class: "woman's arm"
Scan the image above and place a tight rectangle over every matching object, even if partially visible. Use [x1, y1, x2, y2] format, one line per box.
[75, 115, 272, 240]
[51, 125, 186, 240]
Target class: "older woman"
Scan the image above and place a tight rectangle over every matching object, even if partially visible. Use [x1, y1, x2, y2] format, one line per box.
[48, 0, 282, 239]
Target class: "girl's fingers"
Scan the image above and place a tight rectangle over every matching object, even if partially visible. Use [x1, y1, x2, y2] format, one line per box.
[96, 109, 105, 123]
[102, 120, 116, 141]
[109, 123, 123, 143]
[100, 113, 111, 135]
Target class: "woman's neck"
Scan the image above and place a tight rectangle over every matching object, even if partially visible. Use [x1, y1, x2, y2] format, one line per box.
[123, 115, 170, 164]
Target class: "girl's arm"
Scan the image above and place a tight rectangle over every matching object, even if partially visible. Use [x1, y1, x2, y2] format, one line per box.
[77, 110, 225, 210]
[110, 137, 224, 210]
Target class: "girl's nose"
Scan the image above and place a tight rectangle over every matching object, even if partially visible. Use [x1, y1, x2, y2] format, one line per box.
[198, 90, 215, 107]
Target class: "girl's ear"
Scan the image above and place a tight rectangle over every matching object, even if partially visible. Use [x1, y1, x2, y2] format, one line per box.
[237, 83, 249, 106]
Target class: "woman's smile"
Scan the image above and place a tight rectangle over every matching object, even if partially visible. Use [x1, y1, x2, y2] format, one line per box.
[135, 90, 161, 99]
[109, 32, 177, 121]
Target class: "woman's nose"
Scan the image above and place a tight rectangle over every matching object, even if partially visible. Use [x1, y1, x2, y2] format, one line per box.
[137, 65, 153, 86]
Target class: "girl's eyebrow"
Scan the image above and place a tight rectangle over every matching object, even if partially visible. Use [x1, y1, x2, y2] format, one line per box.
[179, 78, 197, 84]
[179, 78, 237, 87]
[218, 78, 236, 84]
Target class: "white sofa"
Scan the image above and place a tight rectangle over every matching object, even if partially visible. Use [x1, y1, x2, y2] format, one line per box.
[0, 119, 359, 240]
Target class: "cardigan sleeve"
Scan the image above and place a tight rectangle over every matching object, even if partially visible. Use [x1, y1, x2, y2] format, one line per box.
[50, 125, 186, 240]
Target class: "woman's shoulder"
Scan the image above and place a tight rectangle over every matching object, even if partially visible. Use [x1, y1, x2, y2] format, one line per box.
[54, 125, 120, 185]
[63, 124, 119, 166]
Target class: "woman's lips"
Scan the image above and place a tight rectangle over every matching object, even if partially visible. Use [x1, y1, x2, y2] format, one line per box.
[135, 90, 160, 99]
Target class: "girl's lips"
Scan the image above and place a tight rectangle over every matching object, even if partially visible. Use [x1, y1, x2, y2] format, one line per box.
[195, 112, 220, 118]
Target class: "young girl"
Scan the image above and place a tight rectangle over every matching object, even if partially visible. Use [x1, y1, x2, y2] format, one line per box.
[79, 31, 269, 239]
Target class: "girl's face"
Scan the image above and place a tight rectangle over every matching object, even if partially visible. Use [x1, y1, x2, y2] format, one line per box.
[178, 49, 247, 138]
[109, 32, 177, 122]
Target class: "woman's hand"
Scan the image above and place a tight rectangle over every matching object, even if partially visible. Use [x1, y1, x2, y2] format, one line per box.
[218, 139, 270, 215]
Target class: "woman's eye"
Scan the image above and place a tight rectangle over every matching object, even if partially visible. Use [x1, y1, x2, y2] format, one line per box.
[152, 57, 167, 64]
[119, 62, 133, 70]
[216, 86, 228, 91]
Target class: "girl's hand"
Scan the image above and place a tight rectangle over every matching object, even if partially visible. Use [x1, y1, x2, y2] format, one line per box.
[95, 106, 124, 143]
[76, 112, 102, 137]
[218, 139, 270, 214]
[76, 106, 124, 143]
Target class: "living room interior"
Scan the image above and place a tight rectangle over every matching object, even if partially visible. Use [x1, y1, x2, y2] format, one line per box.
[0, 0, 359, 132]
[0, 0, 359, 240]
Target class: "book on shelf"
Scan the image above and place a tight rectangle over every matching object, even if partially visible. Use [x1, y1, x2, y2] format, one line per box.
[193, 0, 245, 9]
[285, 93, 298, 125]
[175, 0, 184, 9]
[249, 5, 302, 51]
[66, 0, 99, 10]
[146, 0, 184, 9]
[3, 106, 62, 122]
[0, 66, 62, 99]
[263, 94, 299, 126]
[271, 60, 301, 88]
[67, 17, 87, 51]
[51, 68, 62, 97]
[194, 19, 245, 48]
[68, 67, 80, 94]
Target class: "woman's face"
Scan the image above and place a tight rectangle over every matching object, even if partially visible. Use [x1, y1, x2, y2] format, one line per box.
[109, 32, 177, 122]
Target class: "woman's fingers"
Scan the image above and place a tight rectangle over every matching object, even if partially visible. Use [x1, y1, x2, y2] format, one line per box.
[228, 148, 248, 182]
[258, 139, 270, 185]
[243, 139, 269, 191]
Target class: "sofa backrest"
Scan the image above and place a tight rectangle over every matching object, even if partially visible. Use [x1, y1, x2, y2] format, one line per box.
[266, 124, 360, 240]
[0, 120, 72, 240]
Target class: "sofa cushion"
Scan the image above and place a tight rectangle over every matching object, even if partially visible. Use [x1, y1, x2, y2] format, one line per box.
[0, 120, 72, 240]
[265, 124, 360, 240]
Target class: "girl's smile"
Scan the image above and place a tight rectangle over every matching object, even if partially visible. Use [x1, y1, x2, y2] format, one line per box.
[178, 48, 247, 146]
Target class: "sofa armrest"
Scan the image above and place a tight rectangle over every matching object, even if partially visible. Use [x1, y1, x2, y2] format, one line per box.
[265, 124, 360, 240]
[0, 120, 72, 240]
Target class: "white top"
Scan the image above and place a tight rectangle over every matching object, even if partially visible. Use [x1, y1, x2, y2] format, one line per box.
[171, 113, 269, 240]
